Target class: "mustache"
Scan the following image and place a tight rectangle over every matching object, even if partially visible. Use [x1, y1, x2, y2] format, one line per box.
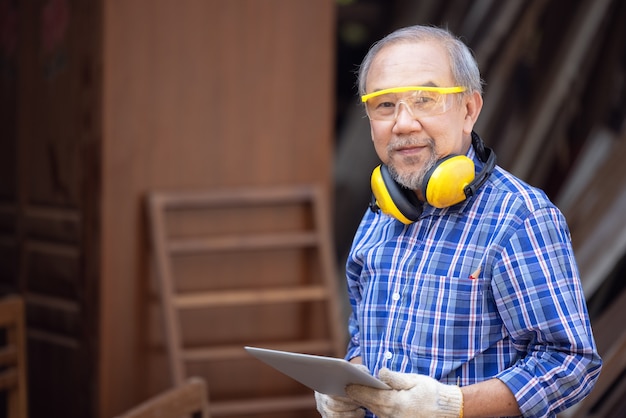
[387, 136, 435, 153]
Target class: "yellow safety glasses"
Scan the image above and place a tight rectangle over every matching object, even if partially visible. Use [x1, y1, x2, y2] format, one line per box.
[361, 86, 467, 121]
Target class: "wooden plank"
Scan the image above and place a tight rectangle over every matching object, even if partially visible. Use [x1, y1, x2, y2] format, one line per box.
[24, 292, 81, 313]
[555, 128, 614, 214]
[0, 296, 28, 418]
[168, 232, 318, 254]
[561, 127, 626, 298]
[156, 185, 318, 210]
[472, 0, 526, 67]
[473, 0, 548, 152]
[182, 339, 334, 362]
[113, 377, 209, 418]
[173, 286, 328, 308]
[147, 192, 186, 386]
[510, 0, 613, 179]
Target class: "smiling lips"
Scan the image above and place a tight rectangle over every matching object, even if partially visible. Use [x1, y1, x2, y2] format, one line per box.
[387, 136, 435, 166]
[390, 142, 430, 158]
[397, 144, 426, 153]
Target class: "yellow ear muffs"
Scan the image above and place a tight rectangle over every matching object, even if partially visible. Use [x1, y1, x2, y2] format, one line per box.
[369, 136, 497, 223]
[371, 165, 422, 224]
[421, 155, 476, 208]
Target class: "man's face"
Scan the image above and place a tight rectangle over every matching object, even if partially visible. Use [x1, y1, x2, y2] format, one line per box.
[364, 41, 481, 192]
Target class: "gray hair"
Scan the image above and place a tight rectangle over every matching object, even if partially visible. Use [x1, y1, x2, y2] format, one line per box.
[357, 25, 483, 97]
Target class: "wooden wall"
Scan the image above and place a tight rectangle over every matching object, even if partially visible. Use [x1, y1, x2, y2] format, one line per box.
[101, 1, 336, 417]
[1, 1, 336, 417]
[101, 1, 337, 416]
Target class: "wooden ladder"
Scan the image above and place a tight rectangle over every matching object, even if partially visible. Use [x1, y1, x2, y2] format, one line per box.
[147, 184, 345, 416]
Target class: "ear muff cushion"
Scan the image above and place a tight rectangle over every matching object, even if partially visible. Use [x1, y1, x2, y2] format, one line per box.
[371, 165, 421, 224]
[423, 155, 475, 208]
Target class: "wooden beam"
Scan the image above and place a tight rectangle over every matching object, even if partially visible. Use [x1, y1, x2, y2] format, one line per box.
[510, 0, 613, 179]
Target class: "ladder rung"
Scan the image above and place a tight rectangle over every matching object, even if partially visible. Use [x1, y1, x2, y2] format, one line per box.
[210, 394, 315, 416]
[182, 339, 335, 362]
[168, 231, 319, 254]
[173, 286, 328, 308]
[156, 185, 319, 209]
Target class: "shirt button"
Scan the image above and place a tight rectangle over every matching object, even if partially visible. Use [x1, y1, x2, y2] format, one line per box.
[384, 351, 393, 360]
[392, 293, 400, 301]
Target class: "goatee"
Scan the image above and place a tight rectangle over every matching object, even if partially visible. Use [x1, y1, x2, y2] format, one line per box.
[387, 138, 438, 190]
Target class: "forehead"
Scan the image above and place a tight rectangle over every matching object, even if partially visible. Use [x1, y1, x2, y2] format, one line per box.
[365, 40, 454, 92]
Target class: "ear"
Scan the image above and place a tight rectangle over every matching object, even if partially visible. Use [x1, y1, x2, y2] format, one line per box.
[462, 91, 483, 135]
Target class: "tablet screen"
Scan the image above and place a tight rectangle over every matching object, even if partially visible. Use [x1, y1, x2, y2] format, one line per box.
[245, 346, 390, 396]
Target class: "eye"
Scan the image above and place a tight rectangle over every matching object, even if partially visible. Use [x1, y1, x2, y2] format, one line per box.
[369, 95, 397, 113]
[414, 96, 433, 104]
[377, 101, 395, 109]
[412, 91, 439, 108]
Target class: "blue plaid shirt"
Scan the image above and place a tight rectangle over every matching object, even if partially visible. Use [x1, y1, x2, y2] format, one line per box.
[345, 147, 602, 417]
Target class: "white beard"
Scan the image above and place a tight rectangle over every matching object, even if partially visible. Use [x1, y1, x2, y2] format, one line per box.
[387, 138, 438, 190]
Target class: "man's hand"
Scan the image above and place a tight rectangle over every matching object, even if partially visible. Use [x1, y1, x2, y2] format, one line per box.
[346, 368, 463, 418]
[314, 391, 365, 418]
[315, 362, 370, 417]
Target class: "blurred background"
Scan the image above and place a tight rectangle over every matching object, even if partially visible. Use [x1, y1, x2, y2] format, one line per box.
[0, 0, 624, 417]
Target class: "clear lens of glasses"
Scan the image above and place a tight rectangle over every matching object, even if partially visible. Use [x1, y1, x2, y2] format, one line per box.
[365, 89, 454, 121]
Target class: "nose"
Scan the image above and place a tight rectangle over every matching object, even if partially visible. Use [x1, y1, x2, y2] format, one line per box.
[393, 101, 422, 133]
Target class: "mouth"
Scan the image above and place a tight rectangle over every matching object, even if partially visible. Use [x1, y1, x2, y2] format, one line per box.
[389, 135, 433, 152]
[387, 138, 438, 176]
[390, 143, 430, 160]
[395, 143, 426, 153]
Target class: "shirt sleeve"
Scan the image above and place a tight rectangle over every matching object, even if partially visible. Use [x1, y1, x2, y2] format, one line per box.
[345, 224, 364, 362]
[492, 206, 602, 417]
[344, 209, 379, 362]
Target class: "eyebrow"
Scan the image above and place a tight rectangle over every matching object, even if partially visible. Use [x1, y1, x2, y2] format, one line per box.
[370, 81, 438, 93]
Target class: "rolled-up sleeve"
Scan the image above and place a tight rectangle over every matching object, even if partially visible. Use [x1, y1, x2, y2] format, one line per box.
[493, 207, 602, 417]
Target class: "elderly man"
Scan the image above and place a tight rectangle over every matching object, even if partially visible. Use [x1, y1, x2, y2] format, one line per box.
[316, 25, 601, 418]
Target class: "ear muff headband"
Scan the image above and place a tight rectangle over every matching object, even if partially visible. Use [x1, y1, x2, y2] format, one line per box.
[371, 165, 421, 224]
[464, 146, 496, 198]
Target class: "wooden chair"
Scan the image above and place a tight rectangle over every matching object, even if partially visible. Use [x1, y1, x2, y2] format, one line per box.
[0, 295, 28, 418]
[114, 377, 210, 418]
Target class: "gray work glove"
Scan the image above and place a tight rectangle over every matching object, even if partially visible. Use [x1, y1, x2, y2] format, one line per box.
[315, 391, 365, 418]
[315, 363, 369, 417]
[346, 368, 463, 418]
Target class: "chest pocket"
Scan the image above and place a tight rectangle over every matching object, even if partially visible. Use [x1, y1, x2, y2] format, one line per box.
[402, 273, 487, 373]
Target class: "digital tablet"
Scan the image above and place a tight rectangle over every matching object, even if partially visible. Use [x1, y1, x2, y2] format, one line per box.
[244, 346, 390, 396]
